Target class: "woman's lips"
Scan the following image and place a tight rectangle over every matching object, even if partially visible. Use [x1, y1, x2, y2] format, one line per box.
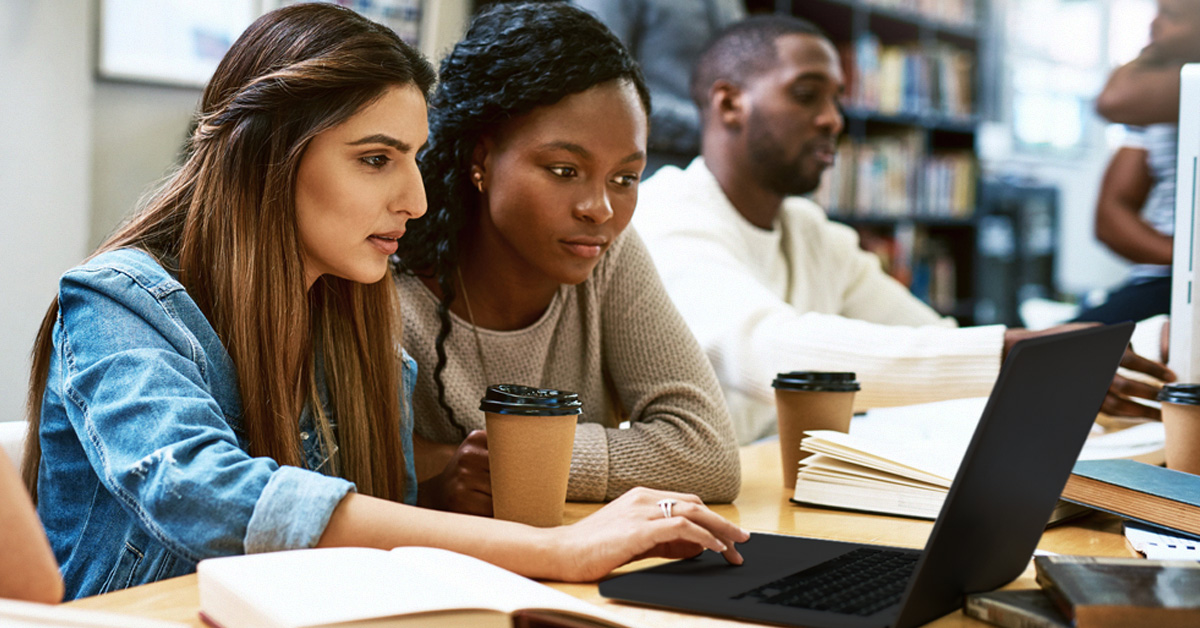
[561, 238, 606, 259]
[368, 235, 400, 255]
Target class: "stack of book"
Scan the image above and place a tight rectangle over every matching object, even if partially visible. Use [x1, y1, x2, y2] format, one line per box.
[1060, 459, 1200, 540]
[964, 556, 1200, 628]
[790, 397, 1166, 521]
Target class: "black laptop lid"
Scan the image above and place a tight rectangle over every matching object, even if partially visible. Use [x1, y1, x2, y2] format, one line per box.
[892, 322, 1134, 628]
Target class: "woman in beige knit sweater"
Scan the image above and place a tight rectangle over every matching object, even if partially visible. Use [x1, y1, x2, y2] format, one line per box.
[396, 3, 740, 515]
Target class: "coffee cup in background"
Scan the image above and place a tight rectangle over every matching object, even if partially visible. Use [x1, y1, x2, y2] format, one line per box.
[1158, 384, 1200, 475]
[480, 384, 582, 527]
[772, 372, 860, 489]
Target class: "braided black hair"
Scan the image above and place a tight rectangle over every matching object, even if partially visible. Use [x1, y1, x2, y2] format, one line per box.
[396, 1, 650, 437]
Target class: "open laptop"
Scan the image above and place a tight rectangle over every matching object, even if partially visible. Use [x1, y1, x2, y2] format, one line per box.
[600, 322, 1135, 628]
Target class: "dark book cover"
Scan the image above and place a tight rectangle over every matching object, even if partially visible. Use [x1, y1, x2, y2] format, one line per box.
[1060, 460, 1200, 538]
[963, 589, 1069, 628]
[1033, 555, 1200, 628]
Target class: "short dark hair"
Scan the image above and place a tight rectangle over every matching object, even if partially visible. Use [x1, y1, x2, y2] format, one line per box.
[690, 15, 827, 114]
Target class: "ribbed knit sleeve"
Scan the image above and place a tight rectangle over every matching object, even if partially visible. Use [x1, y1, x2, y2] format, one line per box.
[590, 230, 741, 502]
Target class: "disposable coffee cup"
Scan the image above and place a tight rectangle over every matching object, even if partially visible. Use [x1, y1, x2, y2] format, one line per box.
[1157, 384, 1200, 476]
[772, 372, 860, 489]
[481, 384, 581, 527]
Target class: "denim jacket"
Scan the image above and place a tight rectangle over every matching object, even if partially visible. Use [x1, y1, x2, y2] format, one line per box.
[36, 249, 418, 600]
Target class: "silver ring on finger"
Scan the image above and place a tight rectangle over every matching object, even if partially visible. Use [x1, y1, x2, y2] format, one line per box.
[657, 498, 677, 519]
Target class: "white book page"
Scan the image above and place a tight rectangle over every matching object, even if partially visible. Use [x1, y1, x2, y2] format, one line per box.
[201, 548, 482, 627]
[387, 547, 641, 626]
[0, 598, 187, 628]
[821, 397, 1166, 480]
[199, 547, 643, 628]
[799, 455, 945, 490]
[801, 429, 961, 483]
[1124, 522, 1200, 560]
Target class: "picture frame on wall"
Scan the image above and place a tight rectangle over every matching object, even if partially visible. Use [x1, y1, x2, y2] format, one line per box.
[97, 0, 262, 88]
[260, 0, 423, 47]
[98, 0, 424, 88]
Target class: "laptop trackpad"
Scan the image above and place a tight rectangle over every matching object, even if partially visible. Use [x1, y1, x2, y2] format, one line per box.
[600, 533, 913, 626]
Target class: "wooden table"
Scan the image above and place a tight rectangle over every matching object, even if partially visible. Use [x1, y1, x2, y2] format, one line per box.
[69, 442, 1133, 626]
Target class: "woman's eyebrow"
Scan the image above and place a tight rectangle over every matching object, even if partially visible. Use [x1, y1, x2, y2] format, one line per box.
[537, 141, 590, 158]
[348, 134, 413, 153]
[538, 143, 645, 164]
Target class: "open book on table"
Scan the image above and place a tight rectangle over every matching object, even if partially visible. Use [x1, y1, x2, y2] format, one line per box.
[0, 598, 186, 628]
[791, 397, 1165, 521]
[198, 546, 646, 628]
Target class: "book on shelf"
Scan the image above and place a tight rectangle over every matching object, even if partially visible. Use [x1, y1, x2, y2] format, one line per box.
[810, 139, 976, 219]
[791, 397, 1165, 521]
[1033, 555, 1200, 627]
[864, 0, 978, 26]
[1060, 459, 1200, 539]
[962, 589, 1069, 628]
[847, 34, 974, 118]
[0, 598, 186, 628]
[198, 547, 644, 628]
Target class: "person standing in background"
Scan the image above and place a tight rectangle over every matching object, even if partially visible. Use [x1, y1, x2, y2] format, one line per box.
[572, 0, 745, 176]
[1076, 0, 1200, 323]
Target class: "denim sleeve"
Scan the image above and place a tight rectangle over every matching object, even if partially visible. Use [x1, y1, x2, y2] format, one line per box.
[57, 266, 354, 563]
[400, 349, 418, 506]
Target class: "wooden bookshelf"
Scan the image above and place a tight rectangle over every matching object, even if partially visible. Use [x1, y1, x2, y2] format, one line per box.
[750, 0, 987, 323]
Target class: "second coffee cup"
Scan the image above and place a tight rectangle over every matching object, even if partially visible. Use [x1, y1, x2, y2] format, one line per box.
[481, 384, 581, 527]
[1158, 384, 1200, 476]
[772, 372, 859, 489]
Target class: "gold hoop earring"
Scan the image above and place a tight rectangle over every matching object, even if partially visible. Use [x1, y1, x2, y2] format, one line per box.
[471, 170, 484, 193]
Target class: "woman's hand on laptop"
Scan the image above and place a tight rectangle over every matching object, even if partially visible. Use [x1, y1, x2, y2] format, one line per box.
[546, 487, 750, 582]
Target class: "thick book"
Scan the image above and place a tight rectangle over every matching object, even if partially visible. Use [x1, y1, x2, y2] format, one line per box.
[0, 598, 186, 628]
[1033, 555, 1200, 627]
[1060, 459, 1200, 538]
[962, 590, 1069, 628]
[790, 397, 1163, 521]
[198, 547, 645, 628]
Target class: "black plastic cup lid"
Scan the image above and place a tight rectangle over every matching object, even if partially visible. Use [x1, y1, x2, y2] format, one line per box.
[772, 371, 860, 392]
[479, 384, 583, 416]
[1158, 384, 1200, 406]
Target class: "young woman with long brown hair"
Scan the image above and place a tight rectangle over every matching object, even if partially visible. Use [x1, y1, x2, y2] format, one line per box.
[24, 3, 746, 601]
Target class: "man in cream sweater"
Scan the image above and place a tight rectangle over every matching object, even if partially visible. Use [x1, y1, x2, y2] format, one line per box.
[634, 15, 1171, 443]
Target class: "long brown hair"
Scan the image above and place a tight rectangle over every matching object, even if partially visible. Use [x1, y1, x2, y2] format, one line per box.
[23, 3, 435, 503]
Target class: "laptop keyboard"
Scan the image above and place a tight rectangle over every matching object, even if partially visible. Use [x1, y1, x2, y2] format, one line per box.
[732, 547, 919, 616]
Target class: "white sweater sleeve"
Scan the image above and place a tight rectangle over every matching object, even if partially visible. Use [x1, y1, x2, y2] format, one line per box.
[814, 215, 958, 328]
[648, 224, 1005, 442]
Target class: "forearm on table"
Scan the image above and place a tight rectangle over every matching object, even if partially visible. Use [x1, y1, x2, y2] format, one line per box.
[601, 413, 741, 503]
[733, 311, 1005, 411]
[317, 492, 563, 579]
